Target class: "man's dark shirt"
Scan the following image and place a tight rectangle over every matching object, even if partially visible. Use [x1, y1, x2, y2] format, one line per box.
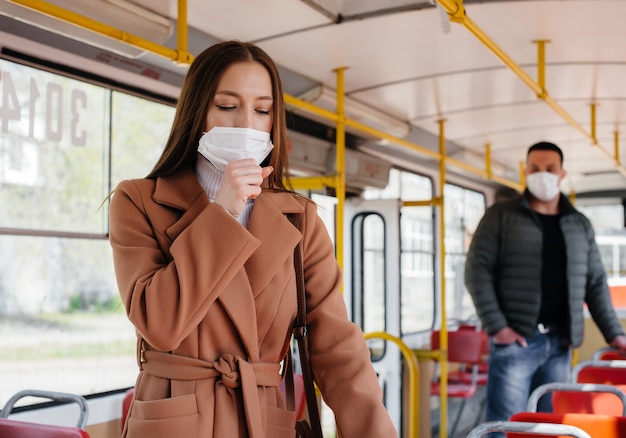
[536, 212, 570, 337]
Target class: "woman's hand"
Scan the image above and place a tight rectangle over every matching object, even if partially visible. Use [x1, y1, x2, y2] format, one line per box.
[214, 158, 273, 218]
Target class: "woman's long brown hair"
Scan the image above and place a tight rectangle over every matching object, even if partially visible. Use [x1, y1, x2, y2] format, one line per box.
[147, 40, 290, 191]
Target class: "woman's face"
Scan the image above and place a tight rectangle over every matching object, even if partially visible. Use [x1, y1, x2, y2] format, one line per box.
[205, 61, 274, 133]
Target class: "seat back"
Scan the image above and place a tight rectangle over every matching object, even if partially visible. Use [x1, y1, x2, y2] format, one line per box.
[467, 420, 591, 438]
[573, 360, 626, 385]
[0, 419, 89, 438]
[430, 329, 484, 395]
[592, 347, 626, 361]
[121, 388, 134, 432]
[279, 374, 306, 420]
[431, 329, 484, 364]
[525, 382, 626, 417]
[552, 385, 626, 416]
[0, 389, 90, 438]
[457, 324, 490, 374]
[509, 411, 626, 438]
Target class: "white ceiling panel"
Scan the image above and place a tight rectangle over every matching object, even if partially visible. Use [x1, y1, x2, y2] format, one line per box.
[21, 0, 625, 193]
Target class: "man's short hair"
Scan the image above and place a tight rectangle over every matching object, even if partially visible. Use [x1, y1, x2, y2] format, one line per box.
[527, 141, 563, 164]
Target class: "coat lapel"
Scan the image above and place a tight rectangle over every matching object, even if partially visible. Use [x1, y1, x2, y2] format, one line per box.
[152, 168, 210, 241]
[151, 168, 260, 357]
[245, 191, 304, 296]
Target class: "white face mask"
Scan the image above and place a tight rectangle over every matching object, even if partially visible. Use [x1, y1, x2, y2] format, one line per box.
[198, 127, 274, 173]
[526, 171, 560, 202]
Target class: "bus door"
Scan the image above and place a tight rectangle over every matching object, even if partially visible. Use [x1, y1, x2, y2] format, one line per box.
[344, 198, 402, 432]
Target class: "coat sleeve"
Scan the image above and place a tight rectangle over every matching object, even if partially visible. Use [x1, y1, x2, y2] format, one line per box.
[464, 204, 508, 336]
[109, 179, 260, 351]
[583, 218, 625, 343]
[299, 201, 397, 438]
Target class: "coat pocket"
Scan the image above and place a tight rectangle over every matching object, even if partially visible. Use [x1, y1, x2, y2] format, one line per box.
[126, 393, 201, 437]
[266, 404, 297, 438]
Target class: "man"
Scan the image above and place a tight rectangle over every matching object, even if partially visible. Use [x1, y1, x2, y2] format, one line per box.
[465, 141, 626, 435]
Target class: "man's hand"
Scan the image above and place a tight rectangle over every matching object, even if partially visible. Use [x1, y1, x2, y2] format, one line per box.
[493, 326, 528, 347]
[214, 159, 273, 218]
[609, 335, 626, 353]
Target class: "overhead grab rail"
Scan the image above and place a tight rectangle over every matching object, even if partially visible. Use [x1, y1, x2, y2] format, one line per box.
[8, 0, 194, 65]
[435, 0, 626, 179]
[284, 91, 523, 192]
[8, 0, 523, 193]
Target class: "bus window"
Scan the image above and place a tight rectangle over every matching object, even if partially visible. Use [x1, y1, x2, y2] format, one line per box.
[367, 169, 436, 334]
[0, 57, 174, 407]
[351, 212, 386, 359]
[444, 184, 485, 323]
[111, 92, 175, 185]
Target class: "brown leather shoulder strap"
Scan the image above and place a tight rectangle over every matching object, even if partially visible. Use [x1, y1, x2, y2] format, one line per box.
[287, 213, 323, 438]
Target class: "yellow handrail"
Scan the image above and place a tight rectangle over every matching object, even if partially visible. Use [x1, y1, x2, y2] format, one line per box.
[364, 331, 419, 438]
[9, 0, 194, 65]
[435, 0, 626, 179]
[9, 0, 524, 192]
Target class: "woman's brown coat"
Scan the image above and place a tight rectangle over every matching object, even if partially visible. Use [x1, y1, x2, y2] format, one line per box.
[109, 167, 397, 438]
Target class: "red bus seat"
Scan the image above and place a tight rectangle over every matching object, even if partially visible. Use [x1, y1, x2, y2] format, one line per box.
[448, 324, 489, 384]
[573, 360, 626, 385]
[431, 328, 484, 437]
[0, 389, 89, 438]
[467, 420, 591, 438]
[121, 388, 134, 432]
[279, 373, 306, 420]
[0, 419, 89, 438]
[508, 411, 626, 438]
[525, 382, 626, 417]
[592, 347, 626, 361]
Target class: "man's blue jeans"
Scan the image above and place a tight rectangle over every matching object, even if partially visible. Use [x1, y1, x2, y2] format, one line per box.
[485, 330, 571, 438]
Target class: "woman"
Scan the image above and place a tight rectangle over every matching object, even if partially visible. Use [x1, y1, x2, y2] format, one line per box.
[109, 40, 397, 438]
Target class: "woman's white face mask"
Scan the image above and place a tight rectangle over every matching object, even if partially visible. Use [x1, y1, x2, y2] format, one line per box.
[198, 127, 274, 173]
[526, 171, 560, 202]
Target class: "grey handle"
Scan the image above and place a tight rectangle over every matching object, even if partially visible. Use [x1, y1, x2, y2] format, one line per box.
[0, 389, 89, 429]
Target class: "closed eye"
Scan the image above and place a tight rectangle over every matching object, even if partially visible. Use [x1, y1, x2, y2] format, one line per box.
[216, 105, 236, 111]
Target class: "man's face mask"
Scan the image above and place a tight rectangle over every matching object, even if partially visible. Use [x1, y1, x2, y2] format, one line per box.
[526, 171, 560, 202]
[198, 127, 274, 173]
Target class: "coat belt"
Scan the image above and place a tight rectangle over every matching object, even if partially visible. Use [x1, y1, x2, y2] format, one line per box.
[141, 350, 283, 438]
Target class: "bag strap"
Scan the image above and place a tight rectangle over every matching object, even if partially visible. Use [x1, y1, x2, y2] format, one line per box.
[287, 213, 323, 438]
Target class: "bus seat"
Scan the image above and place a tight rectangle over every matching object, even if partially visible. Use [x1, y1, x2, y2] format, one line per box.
[448, 325, 489, 383]
[0, 389, 89, 438]
[121, 387, 134, 432]
[592, 347, 626, 361]
[508, 412, 626, 438]
[0, 419, 90, 438]
[279, 373, 306, 420]
[573, 360, 626, 385]
[525, 382, 626, 416]
[467, 420, 591, 438]
[430, 329, 484, 437]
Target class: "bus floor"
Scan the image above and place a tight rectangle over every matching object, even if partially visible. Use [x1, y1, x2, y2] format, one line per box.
[430, 385, 487, 438]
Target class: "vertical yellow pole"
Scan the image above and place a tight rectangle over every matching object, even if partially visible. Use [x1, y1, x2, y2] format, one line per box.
[175, 0, 193, 64]
[519, 160, 526, 188]
[334, 67, 347, 276]
[590, 103, 597, 145]
[533, 40, 550, 98]
[485, 143, 492, 178]
[438, 119, 449, 438]
[177, 0, 187, 54]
